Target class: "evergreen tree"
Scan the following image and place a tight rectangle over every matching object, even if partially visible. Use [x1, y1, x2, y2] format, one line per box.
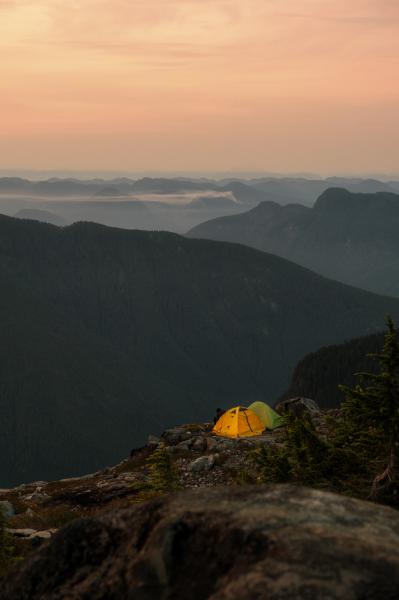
[252, 412, 363, 492]
[339, 316, 399, 500]
[0, 507, 16, 578]
[255, 414, 332, 485]
[133, 444, 180, 501]
[146, 444, 180, 494]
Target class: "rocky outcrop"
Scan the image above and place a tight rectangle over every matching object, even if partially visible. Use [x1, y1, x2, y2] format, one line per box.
[275, 396, 320, 418]
[161, 424, 278, 453]
[0, 427, 275, 545]
[4, 485, 399, 599]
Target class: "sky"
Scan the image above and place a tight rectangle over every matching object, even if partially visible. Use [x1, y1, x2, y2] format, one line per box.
[1, 0, 399, 175]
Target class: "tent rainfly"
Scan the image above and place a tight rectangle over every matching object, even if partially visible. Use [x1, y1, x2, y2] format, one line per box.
[248, 401, 285, 430]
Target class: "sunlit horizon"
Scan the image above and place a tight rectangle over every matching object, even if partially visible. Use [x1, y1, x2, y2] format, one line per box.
[1, 1, 398, 173]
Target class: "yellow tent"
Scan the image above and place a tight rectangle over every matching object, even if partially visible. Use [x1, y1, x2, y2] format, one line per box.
[213, 406, 265, 438]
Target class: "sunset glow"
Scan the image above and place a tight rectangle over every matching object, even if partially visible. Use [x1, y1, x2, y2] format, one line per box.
[1, 0, 399, 173]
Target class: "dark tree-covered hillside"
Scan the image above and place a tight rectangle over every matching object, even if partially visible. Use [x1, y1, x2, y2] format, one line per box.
[280, 333, 385, 408]
[1, 214, 399, 485]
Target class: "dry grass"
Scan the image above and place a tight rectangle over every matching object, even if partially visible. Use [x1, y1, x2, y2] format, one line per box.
[114, 447, 154, 474]
[9, 506, 80, 531]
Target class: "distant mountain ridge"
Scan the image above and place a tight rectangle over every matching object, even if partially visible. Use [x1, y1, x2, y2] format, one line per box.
[0, 176, 262, 202]
[248, 177, 399, 203]
[2, 176, 399, 235]
[1, 175, 398, 202]
[2, 215, 399, 485]
[14, 208, 68, 227]
[188, 188, 399, 297]
[0, 176, 265, 234]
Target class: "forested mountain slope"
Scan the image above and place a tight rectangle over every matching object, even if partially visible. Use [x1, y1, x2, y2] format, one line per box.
[280, 333, 385, 408]
[1, 215, 399, 485]
[188, 188, 399, 296]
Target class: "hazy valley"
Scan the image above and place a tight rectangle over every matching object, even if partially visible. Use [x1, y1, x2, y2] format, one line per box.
[2, 175, 399, 235]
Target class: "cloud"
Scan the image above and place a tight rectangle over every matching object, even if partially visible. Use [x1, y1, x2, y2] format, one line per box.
[2, 1, 398, 70]
[0, 0, 246, 72]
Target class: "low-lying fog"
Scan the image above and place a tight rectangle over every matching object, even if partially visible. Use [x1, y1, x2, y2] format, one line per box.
[1, 175, 398, 234]
[0, 190, 246, 233]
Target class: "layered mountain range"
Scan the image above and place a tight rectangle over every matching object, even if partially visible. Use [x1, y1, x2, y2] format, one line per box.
[1, 176, 398, 235]
[189, 188, 399, 296]
[1, 175, 398, 200]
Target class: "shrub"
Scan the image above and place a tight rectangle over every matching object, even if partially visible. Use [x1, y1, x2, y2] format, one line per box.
[252, 412, 365, 494]
[254, 414, 332, 485]
[132, 444, 180, 502]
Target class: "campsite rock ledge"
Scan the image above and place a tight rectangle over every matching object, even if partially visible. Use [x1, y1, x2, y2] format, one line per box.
[3, 485, 399, 600]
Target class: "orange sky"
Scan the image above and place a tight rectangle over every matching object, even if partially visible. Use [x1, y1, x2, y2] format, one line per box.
[1, 0, 399, 174]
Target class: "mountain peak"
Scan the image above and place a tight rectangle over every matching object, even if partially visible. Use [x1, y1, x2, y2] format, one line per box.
[313, 187, 353, 210]
[314, 187, 399, 212]
[188, 188, 399, 296]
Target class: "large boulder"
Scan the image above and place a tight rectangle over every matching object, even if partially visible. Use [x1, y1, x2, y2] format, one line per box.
[188, 455, 215, 472]
[3, 485, 399, 599]
[192, 436, 207, 453]
[275, 396, 320, 418]
[161, 427, 192, 446]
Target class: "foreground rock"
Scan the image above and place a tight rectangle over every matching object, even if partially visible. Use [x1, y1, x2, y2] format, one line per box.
[7, 528, 57, 541]
[4, 485, 399, 600]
